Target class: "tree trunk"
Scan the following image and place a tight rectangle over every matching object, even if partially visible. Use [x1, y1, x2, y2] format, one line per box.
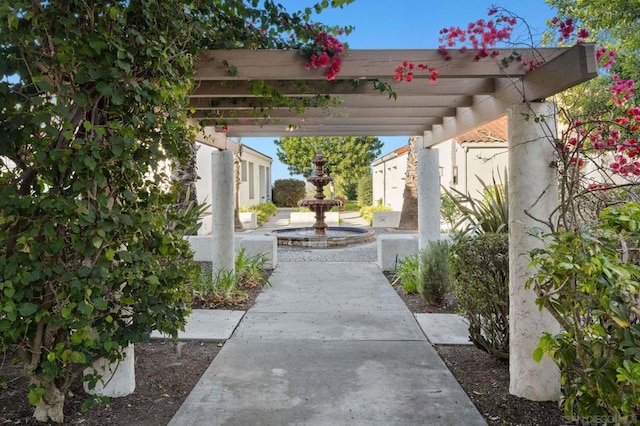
[398, 136, 419, 230]
[233, 144, 244, 231]
[173, 141, 199, 209]
[32, 378, 65, 423]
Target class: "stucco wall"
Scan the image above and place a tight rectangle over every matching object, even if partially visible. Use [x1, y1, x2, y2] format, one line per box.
[196, 142, 272, 214]
[372, 140, 508, 212]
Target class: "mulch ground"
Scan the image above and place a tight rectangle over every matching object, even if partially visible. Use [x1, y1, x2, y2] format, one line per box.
[1, 272, 570, 425]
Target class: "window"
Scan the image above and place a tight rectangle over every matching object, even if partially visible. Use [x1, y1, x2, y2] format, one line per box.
[248, 162, 254, 199]
[241, 160, 248, 182]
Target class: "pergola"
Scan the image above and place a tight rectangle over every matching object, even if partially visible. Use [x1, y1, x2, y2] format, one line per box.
[190, 44, 596, 143]
[191, 45, 598, 402]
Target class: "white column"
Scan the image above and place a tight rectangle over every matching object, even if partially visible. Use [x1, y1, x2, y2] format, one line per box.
[211, 149, 235, 272]
[508, 102, 560, 401]
[417, 148, 440, 250]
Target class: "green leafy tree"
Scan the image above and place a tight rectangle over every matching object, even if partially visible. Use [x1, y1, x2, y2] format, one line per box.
[0, 0, 353, 422]
[546, 0, 640, 82]
[545, 0, 640, 118]
[357, 173, 373, 207]
[274, 136, 383, 194]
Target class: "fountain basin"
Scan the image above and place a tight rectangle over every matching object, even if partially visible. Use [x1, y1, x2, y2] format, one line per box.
[270, 226, 375, 248]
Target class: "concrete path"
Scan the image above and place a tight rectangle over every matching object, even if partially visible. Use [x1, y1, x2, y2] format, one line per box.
[169, 260, 485, 425]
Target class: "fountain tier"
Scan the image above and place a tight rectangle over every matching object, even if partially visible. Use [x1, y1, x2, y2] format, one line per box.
[270, 149, 375, 248]
[298, 150, 341, 236]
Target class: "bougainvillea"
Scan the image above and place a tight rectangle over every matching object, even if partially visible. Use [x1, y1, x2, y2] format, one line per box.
[393, 8, 521, 83]
[300, 30, 345, 81]
[556, 47, 640, 181]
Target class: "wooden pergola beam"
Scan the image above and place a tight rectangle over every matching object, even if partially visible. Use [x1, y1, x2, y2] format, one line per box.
[190, 44, 598, 138]
[194, 48, 570, 81]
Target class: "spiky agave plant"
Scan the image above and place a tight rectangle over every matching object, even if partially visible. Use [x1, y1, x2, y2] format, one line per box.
[443, 169, 508, 235]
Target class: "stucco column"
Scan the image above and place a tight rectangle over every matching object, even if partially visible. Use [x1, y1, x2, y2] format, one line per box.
[508, 102, 560, 401]
[417, 148, 440, 250]
[211, 149, 235, 273]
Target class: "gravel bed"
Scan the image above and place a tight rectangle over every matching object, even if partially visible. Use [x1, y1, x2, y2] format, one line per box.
[277, 241, 377, 262]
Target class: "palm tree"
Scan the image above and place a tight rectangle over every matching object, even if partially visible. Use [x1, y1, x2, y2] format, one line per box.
[398, 136, 419, 230]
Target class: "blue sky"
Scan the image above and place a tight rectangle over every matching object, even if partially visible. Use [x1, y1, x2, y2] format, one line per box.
[240, 0, 557, 181]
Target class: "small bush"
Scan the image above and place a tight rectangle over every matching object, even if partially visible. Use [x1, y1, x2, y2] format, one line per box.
[359, 204, 391, 225]
[241, 202, 277, 225]
[235, 247, 271, 288]
[449, 233, 509, 359]
[417, 241, 450, 305]
[392, 253, 419, 294]
[273, 179, 305, 207]
[440, 192, 462, 232]
[357, 174, 373, 207]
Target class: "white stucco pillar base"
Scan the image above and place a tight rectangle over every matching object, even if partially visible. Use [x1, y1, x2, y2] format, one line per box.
[508, 102, 561, 401]
[211, 150, 235, 273]
[417, 148, 440, 250]
[84, 344, 135, 397]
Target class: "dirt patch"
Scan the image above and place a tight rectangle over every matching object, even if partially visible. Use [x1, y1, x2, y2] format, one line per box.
[436, 345, 568, 426]
[1, 341, 221, 425]
[2, 269, 568, 425]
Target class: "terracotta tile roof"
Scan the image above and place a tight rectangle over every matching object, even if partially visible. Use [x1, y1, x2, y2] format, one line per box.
[454, 115, 508, 143]
[394, 146, 409, 156]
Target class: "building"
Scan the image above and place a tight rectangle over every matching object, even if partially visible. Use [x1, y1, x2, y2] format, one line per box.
[196, 139, 272, 235]
[371, 116, 509, 211]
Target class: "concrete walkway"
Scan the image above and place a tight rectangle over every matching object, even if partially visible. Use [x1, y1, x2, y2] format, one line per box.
[168, 209, 485, 425]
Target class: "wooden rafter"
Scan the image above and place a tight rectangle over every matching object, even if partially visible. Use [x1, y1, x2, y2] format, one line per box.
[190, 44, 598, 141]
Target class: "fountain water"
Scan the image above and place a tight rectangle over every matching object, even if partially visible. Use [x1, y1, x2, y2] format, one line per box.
[271, 150, 375, 248]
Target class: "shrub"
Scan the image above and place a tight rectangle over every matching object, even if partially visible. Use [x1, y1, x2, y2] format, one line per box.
[440, 192, 462, 232]
[234, 247, 271, 287]
[392, 253, 420, 294]
[417, 241, 451, 305]
[449, 233, 509, 359]
[272, 179, 305, 207]
[357, 174, 373, 207]
[529, 203, 640, 422]
[240, 202, 277, 226]
[359, 204, 391, 225]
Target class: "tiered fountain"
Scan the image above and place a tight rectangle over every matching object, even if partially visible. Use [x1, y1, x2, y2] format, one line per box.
[271, 150, 375, 248]
[298, 150, 341, 236]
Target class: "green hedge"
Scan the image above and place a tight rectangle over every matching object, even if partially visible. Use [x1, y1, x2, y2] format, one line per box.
[272, 179, 305, 207]
[359, 204, 391, 226]
[449, 233, 509, 359]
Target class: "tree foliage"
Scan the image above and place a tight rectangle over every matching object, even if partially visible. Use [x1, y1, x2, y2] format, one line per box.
[274, 136, 383, 192]
[545, 0, 640, 117]
[356, 173, 373, 207]
[546, 0, 640, 81]
[0, 0, 353, 422]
